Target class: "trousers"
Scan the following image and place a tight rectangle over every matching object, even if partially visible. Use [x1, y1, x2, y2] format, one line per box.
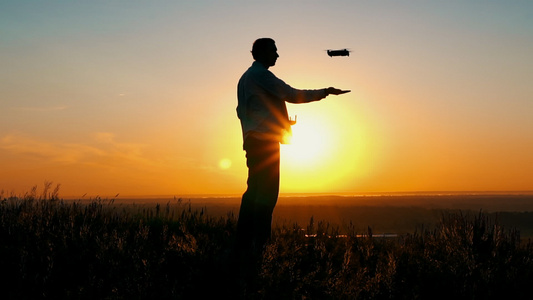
[235, 136, 280, 252]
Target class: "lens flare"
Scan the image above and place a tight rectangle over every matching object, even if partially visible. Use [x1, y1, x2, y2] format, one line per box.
[219, 158, 232, 169]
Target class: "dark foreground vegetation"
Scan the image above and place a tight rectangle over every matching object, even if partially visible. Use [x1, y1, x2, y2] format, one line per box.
[2, 190, 533, 299]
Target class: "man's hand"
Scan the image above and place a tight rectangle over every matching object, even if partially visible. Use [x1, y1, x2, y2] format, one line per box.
[326, 87, 351, 95]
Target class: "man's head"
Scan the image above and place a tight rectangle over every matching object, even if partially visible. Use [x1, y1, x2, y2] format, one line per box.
[251, 38, 279, 68]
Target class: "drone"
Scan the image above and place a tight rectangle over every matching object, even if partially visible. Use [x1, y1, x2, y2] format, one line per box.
[326, 49, 351, 57]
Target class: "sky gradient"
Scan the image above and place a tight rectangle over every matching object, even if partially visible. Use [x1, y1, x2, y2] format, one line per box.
[1, 1, 532, 198]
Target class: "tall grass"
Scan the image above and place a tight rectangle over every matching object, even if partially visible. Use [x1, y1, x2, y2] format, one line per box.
[1, 189, 533, 299]
[0, 189, 236, 299]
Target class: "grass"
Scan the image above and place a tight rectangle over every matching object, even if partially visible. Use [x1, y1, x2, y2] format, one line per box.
[1, 186, 533, 299]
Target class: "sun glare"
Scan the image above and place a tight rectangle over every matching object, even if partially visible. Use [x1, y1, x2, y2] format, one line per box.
[281, 121, 330, 166]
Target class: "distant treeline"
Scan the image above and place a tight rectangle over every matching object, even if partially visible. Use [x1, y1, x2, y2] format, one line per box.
[491, 211, 533, 238]
[175, 202, 533, 238]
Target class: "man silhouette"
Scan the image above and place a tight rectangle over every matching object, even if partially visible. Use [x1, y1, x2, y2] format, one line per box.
[235, 38, 349, 256]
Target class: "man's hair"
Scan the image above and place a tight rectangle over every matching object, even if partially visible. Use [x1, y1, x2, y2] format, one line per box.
[251, 38, 275, 60]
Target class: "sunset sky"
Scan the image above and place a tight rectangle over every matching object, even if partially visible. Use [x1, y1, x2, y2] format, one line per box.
[1, 1, 532, 198]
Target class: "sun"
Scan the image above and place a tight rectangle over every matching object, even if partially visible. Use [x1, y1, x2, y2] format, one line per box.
[279, 116, 340, 192]
[281, 119, 333, 167]
[279, 101, 369, 193]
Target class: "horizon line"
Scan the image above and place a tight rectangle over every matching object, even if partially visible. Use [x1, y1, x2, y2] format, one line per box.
[58, 190, 533, 200]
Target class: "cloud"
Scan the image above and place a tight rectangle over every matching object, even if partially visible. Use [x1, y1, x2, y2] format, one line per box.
[13, 106, 68, 112]
[1, 134, 97, 163]
[0, 133, 156, 168]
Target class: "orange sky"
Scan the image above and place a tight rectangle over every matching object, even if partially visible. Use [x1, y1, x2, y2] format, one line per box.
[1, 2, 532, 198]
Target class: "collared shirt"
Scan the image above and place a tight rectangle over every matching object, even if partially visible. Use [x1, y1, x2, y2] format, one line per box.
[237, 61, 328, 144]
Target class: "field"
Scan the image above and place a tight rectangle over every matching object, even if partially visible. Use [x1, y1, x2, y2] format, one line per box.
[2, 188, 533, 299]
